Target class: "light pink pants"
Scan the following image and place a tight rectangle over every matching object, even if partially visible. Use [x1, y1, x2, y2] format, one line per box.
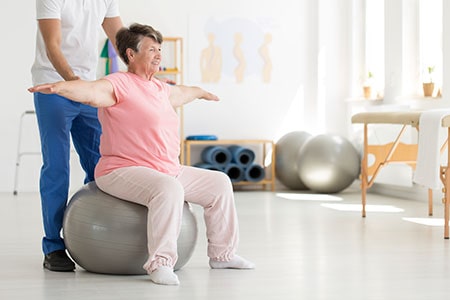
[95, 165, 239, 273]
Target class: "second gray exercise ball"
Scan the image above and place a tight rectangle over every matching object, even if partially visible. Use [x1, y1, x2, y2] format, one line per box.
[297, 134, 360, 193]
[275, 131, 312, 190]
[63, 182, 198, 275]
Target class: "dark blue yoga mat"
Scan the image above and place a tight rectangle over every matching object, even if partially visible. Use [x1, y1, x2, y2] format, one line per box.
[228, 145, 255, 168]
[224, 163, 245, 183]
[244, 164, 265, 182]
[201, 146, 232, 167]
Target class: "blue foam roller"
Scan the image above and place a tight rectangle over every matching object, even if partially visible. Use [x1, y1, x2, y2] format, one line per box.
[201, 146, 232, 167]
[186, 135, 218, 140]
[244, 164, 266, 182]
[224, 163, 245, 182]
[228, 145, 255, 167]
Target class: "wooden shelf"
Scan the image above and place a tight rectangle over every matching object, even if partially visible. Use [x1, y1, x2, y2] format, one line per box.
[184, 139, 276, 191]
[160, 37, 185, 163]
[156, 69, 181, 76]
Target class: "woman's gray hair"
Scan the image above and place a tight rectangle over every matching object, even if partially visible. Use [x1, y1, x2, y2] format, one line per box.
[116, 23, 163, 65]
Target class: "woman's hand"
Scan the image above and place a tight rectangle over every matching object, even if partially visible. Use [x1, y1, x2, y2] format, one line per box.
[28, 83, 61, 94]
[200, 91, 219, 101]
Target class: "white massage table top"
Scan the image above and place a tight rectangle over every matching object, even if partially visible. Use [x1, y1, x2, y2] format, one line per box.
[351, 110, 450, 127]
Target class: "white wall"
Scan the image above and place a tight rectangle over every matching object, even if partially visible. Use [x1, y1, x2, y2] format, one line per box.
[1, 2, 43, 194]
[0, 0, 355, 193]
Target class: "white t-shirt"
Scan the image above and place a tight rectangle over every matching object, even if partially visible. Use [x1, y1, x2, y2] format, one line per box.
[31, 0, 120, 84]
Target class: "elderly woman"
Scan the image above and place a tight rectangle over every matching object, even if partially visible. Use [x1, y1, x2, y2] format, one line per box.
[29, 23, 254, 285]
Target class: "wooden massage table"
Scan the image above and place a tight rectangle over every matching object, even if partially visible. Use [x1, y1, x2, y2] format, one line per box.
[351, 111, 450, 239]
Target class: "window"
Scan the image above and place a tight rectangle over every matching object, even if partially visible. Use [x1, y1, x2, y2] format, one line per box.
[364, 0, 384, 98]
[419, 0, 442, 92]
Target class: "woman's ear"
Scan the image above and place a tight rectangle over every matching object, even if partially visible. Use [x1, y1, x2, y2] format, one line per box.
[126, 48, 134, 62]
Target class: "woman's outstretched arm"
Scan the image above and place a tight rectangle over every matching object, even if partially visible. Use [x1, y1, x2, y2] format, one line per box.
[28, 79, 116, 108]
[168, 85, 219, 108]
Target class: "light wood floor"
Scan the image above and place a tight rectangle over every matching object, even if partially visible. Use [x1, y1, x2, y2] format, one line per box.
[1, 185, 450, 299]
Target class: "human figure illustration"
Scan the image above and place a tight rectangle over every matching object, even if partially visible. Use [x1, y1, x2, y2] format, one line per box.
[259, 33, 272, 83]
[200, 33, 222, 83]
[233, 32, 246, 83]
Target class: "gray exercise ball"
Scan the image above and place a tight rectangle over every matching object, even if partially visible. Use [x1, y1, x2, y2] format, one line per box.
[297, 134, 360, 193]
[275, 131, 312, 190]
[63, 182, 198, 275]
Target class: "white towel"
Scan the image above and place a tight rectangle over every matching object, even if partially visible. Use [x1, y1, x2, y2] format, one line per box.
[413, 109, 450, 189]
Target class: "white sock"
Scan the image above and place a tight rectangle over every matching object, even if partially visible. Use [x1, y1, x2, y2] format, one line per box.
[209, 254, 255, 269]
[149, 266, 180, 285]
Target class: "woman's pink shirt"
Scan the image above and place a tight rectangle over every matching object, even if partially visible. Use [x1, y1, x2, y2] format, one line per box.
[94, 72, 181, 178]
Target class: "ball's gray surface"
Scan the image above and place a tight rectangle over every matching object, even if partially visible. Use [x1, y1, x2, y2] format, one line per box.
[297, 134, 360, 193]
[275, 131, 312, 190]
[63, 182, 198, 275]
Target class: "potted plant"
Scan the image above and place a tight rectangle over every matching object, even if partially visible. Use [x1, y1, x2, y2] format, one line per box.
[363, 71, 373, 99]
[423, 66, 435, 97]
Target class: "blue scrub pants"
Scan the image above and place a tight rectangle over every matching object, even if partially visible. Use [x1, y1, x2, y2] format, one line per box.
[34, 92, 101, 255]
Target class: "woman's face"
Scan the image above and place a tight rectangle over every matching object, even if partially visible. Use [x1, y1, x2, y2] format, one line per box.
[131, 37, 161, 75]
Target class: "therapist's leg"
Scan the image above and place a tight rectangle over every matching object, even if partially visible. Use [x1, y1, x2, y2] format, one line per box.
[34, 93, 78, 271]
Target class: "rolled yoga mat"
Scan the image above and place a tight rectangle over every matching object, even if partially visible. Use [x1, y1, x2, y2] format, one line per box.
[224, 163, 245, 182]
[201, 146, 232, 168]
[244, 164, 266, 182]
[228, 145, 255, 168]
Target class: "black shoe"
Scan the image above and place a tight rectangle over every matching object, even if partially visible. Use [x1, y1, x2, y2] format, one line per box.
[43, 250, 75, 272]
